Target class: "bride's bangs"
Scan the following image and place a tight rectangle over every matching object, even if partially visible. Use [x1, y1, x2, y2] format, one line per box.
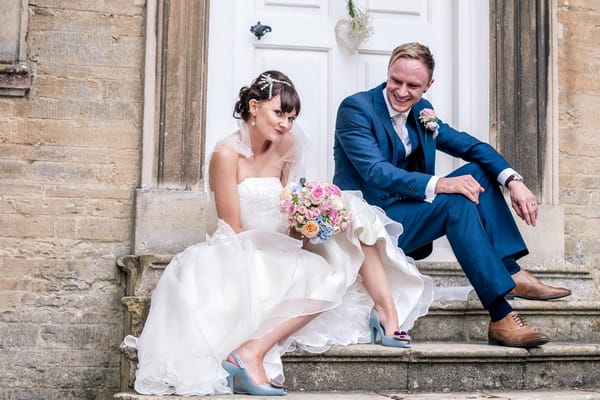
[279, 86, 301, 116]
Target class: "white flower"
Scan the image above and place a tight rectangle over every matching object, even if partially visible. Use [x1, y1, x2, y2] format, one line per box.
[418, 108, 439, 139]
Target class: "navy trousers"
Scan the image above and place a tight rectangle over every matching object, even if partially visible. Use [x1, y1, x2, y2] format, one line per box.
[384, 163, 527, 308]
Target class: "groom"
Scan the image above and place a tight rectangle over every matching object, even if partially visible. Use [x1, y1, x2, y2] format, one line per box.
[333, 42, 571, 348]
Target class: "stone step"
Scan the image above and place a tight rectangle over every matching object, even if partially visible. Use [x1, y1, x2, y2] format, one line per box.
[418, 262, 598, 301]
[279, 343, 600, 392]
[114, 388, 600, 399]
[119, 255, 598, 302]
[116, 257, 600, 395]
[412, 299, 600, 343]
[114, 343, 600, 397]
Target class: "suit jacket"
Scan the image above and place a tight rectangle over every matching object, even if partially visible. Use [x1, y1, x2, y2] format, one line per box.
[333, 82, 512, 210]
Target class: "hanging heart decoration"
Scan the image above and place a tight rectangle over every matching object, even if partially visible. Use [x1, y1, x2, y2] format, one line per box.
[334, 0, 374, 56]
[335, 19, 364, 55]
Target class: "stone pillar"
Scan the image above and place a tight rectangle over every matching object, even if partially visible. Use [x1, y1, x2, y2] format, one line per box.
[490, 0, 564, 263]
[134, 0, 212, 254]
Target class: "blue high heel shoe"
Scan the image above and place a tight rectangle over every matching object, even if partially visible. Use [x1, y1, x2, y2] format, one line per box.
[221, 352, 287, 396]
[369, 308, 411, 348]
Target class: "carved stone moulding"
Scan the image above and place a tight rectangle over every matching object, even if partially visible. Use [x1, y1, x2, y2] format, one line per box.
[0, 63, 32, 96]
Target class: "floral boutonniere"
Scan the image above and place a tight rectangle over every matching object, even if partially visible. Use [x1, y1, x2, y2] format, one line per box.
[418, 108, 439, 139]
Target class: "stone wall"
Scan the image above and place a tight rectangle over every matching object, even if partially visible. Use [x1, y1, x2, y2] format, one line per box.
[557, 0, 600, 267]
[0, 1, 144, 399]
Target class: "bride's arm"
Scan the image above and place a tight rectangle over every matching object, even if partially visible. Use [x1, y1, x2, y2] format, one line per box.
[208, 149, 244, 233]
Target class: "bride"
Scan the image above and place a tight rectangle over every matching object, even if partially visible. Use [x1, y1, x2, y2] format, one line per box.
[125, 70, 434, 396]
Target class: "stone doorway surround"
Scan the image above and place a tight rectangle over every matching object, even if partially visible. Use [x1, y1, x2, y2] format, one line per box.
[132, 0, 563, 262]
[490, 0, 563, 263]
[133, 0, 212, 255]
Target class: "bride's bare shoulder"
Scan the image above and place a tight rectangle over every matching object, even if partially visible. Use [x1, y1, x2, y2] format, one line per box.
[209, 145, 239, 171]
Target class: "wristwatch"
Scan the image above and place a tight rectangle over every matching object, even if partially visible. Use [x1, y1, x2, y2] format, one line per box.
[505, 173, 524, 188]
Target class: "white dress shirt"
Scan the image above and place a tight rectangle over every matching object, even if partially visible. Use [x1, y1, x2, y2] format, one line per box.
[383, 88, 438, 202]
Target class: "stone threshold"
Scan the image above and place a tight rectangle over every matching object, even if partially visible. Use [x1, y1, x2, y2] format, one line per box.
[115, 388, 600, 400]
[115, 343, 600, 397]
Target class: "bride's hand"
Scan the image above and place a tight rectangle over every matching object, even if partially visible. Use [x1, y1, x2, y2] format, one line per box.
[288, 228, 309, 247]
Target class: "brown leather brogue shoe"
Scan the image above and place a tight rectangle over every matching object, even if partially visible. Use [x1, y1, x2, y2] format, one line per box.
[508, 269, 571, 300]
[488, 312, 549, 348]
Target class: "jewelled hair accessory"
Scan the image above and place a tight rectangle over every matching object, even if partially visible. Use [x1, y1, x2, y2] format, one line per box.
[257, 73, 292, 99]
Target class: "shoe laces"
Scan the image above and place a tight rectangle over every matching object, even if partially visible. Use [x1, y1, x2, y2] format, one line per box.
[511, 313, 528, 328]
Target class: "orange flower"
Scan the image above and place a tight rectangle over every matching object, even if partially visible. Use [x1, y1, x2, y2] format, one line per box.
[300, 221, 320, 238]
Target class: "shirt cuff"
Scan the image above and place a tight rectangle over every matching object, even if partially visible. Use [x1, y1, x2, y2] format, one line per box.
[497, 168, 518, 186]
[424, 176, 440, 203]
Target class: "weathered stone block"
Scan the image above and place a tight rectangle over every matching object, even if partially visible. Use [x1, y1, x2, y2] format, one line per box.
[134, 188, 214, 254]
[102, 79, 142, 101]
[0, 323, 40, 347]
[26, 98, 141, 122]
[511, 204, 565, 264]
[77, 216, 131, 241]
[13, 119, 140, 149]
[28, 30, 144, 68]
[0, 291, 22, 309]
[29, 0, 145, 14]
[526, 344, 600, 389]
[30, 7, 144, 36]
[33, 75, 101, 99]
[0, 159, 27, 178]
[45, 184, 133, 200]
[8, 196, 85, 216]
[0, 214, 55, 238]
[40, 323, 121, 348]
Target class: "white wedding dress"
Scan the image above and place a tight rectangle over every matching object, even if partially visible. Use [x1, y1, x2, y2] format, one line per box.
[125, 176, 434, 396]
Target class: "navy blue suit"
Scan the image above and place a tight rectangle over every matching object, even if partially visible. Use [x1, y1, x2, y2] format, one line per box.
[333, 83, 527, 308]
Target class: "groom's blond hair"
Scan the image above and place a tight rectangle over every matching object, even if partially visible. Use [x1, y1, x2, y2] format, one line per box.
[388, 42, 435, 80]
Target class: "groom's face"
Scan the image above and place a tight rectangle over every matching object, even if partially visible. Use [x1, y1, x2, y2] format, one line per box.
[386, 57, 434, 113]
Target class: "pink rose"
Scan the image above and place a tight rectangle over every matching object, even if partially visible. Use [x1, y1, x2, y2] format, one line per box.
[329, 210, 339, 224]
[320, 200, 333, 211]
[419, 108, 436, 120]
[310, 186, 325, 204]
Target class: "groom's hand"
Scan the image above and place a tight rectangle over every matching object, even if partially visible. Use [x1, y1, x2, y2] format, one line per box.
[435, 175, 485, 204]
[508, 181, 538, 226]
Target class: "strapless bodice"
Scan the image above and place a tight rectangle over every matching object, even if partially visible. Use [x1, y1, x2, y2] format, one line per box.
[238, 177, 286, 232]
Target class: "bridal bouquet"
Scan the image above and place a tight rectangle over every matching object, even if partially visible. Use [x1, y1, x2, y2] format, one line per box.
[280, 178, 351, 244]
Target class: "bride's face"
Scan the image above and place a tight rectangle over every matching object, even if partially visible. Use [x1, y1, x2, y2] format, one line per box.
[250, 95, 297, 142]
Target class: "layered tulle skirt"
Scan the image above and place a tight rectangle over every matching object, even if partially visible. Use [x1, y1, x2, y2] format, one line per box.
[125, 191, 433, 395]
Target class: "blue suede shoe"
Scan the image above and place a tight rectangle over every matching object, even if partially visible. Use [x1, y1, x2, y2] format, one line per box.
[369, 308, 411, 348]
[222, 352, 286, 396]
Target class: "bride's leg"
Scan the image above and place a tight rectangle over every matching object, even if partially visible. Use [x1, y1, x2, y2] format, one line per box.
[359, 243, 400, 336]
[229, 313, 318, 386]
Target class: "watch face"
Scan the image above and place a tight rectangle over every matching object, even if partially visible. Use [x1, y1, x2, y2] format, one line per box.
[506, 174, 523, 187]
[511, 173, 523, 181]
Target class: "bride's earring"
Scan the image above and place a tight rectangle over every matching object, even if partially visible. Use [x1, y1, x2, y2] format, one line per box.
[251, 114, 256, 126]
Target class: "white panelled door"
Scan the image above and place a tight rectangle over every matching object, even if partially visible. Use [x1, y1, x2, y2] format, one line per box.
[206, 0, 489, 261]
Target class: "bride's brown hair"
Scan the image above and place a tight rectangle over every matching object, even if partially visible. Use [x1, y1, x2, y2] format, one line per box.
[233, 70, 301, 121]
